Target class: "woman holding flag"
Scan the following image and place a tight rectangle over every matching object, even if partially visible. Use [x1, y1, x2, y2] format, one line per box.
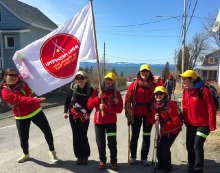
[87, 72, 123, 171]
[0, 68, 58, 163]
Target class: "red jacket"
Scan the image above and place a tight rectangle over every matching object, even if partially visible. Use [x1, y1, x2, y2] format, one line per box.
[151, 100, 182, 136]
[87, 88, 123, 124]
[1, 81, 42, 119]
[124, 78, 156, 123]
[182, 86, 216, 131]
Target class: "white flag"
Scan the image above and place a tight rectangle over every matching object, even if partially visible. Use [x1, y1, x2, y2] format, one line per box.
[13, 2, 96, 96]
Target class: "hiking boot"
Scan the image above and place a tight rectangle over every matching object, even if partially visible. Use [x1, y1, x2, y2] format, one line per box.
[141, 160, 149, 166]
[48, 151, 59, 163]
[76, 158, 83, 165]
[111, 163, 119, 171]
[98, 162, 106, 170]
[17, 154, 29, 163]
[129, 158, 136, 165]
[82, 157, 88, 165]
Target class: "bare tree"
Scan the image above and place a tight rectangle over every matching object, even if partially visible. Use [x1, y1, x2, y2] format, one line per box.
[203, 11, 220, 47]
[187, 33, 210, 68]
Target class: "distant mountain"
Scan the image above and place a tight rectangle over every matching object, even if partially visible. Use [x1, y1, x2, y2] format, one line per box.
[80, 62, 175, 77]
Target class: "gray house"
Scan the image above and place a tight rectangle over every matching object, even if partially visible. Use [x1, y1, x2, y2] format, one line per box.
[0, 0, 57, 70]
[194, 50, 218, 81]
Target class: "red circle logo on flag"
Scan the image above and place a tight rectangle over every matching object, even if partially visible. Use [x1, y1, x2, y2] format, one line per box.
[40, 34, 80, 79]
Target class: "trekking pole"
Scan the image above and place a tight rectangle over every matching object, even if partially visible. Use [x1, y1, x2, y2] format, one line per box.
[128, 124, 131, 165]
[153, 122, 159, 173]
[151, 125, 157, 165]
[125, 92, 132, 166]
[173, 92, 176, 100]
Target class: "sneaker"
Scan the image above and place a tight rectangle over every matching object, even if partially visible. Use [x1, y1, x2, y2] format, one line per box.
[17, 154, 29, 163]
[141, 160, 149, 166]
[129, 158, 136, 165]
[98, 162, 106, 170]
[48, 151, 59, 163]
[111, 163, 119, 171]
[82, 157, 88, 165]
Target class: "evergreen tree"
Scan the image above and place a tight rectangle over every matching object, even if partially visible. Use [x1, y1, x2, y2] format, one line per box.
[112, 68, 118, 76]
[162, 62, 170, 78]
[120, 71, 123, 77]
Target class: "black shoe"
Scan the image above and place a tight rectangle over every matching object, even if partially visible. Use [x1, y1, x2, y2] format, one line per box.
[76, 158, 83, 165]
[82, 157, 88, 165]
[187, 165, 195, 173]
[195, 170, 203, 173]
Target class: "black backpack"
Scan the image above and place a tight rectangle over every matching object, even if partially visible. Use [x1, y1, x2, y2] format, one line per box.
[198, 83, 219, 110]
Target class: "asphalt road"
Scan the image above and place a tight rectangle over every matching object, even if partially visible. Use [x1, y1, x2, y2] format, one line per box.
[0, 90, 187, 173]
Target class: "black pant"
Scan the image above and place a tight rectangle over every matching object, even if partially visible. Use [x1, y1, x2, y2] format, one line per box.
[94, 123, 117, 163]
[69, 116, 90, 159]
[186, 124, 210, 171]
[130, 116, 152, 160]
[157, 134, 178, 170]
[16, 111, 55, 154]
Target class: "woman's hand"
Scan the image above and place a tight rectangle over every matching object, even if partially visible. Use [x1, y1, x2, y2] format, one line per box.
[155, 113, 160, 121]
[63, 113, 68, 119]
[34, 97, 46, 102]
[84, 113, 90, 120]
[99, 103, 105, 110]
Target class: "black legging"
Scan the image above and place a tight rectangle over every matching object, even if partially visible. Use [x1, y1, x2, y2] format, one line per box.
[157, 134, 178, 170]
[69, 115, 90, 158]
[186, 124, 210, 171]
[130, 116, 152, 160]
[94, 123, 117, 163]
[16, 110, 55, 154]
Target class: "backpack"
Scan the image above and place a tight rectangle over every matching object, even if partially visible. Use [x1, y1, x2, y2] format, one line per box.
[172, 100, 184, 125]
[70, 82, 93, 103]
[158, 100, 183, 126]
[198, 83, 219, 110]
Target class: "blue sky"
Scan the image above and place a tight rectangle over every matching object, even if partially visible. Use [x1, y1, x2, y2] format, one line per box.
[19, 0, 219, 64]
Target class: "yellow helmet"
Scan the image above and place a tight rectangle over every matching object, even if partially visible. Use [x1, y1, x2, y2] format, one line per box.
[178, 70, 197, 80]
[104, 72, 117, 80]
[154, 86, 166, 93]
[140, 64, 151, 71]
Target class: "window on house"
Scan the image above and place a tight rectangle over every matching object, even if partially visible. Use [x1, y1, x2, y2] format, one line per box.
[208, 57, 215, 64]
[5, 36, 15, 48]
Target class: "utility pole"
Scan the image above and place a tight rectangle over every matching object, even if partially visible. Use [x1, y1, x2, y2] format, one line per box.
[182, 0, 186, 74]
[103, 42, 106, 75]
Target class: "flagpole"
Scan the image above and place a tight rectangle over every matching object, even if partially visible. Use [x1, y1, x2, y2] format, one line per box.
[90, 0, 105, 116]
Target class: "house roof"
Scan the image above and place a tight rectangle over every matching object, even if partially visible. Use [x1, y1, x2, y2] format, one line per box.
[201, 50, 218, 66]
[0, 0, 57, 31]
[194, 65, 218, 71]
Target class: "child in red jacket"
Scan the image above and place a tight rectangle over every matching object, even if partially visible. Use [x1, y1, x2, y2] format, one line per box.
[151, 86, 181, 173]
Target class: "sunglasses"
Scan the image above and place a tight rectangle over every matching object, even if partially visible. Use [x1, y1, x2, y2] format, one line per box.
[75, 76, 85, 80]
[155, 92, 164, 96]
[8, 74, 19, 77]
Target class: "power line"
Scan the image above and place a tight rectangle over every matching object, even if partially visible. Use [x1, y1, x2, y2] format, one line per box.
[186, 0, 199, 34]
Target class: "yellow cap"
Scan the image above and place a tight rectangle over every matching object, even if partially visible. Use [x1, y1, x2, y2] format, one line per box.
[178, 70, 197, 80]
[154, 86, 166, 93]
[104, 72, 117, 80]
[140, 64, 151, 71]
